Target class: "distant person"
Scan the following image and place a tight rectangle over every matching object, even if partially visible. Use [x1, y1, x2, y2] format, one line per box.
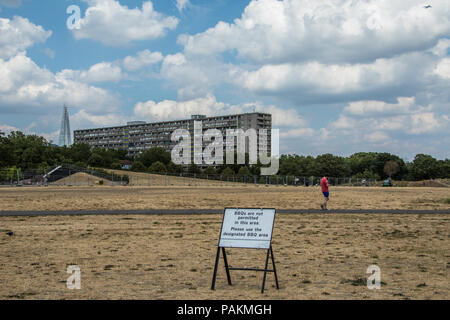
[320, 176, 329, 211]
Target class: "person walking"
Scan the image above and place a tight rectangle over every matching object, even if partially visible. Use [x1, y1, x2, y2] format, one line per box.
[320, 176, 329, 211]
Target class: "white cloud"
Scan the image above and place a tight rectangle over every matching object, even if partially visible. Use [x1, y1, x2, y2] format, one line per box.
[235, 53, 424, 98]
[331, 97, 448, 138]
[71, 109, 126, 129]
[122, 49, 163, 71]
[363, 131, 390, 143]
[344, 97, 416, 116]
[58, 61, 123, 84]
[179, 0, 450, 64]
[176, 0, 190, 13]
[0, 16, 52, 59]
[0, 123, 20, 134]
[133, 94, 306, 128]
[410, 112, 441, 134]
[134, 94, 235, 122]
[161, 53, 227, 100]
[433, 57, 450, 79]
[280, 128, 315, 138]
[0, 53, 120, 113]
[0, 123, 59, 143]
[73, 0, 178, 46]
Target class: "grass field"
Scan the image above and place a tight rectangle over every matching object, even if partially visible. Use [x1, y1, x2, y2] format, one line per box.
[0, 186, 449, 211]
[0, 186, 448, 300]
[0, 213, 448, 299]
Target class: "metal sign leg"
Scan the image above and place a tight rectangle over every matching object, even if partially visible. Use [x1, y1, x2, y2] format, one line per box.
[211, 247, 221, 290]
[261, 248, 271, 293]
[222, 247, 232, 286]
[270, 246, 279, 290]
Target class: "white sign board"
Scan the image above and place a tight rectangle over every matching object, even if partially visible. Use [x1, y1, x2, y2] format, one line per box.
[218, 208, 276, 249]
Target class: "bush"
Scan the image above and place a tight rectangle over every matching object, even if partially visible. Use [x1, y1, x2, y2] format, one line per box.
[188, 164, 202, 174]
[149, 161, 167, 173]
[203, 166, 217, 175]
[167, 161, 184, 174]
[237, 166, 251, 176]
[111, 162, 122, 170]
[131, 160, 146, 172]
[221, 167, 235, 177]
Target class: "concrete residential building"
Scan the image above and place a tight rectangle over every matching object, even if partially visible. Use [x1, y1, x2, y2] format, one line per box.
[74, 113, 272, 166]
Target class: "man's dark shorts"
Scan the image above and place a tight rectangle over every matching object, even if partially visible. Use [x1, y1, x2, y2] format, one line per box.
[323, 192, 329, 198]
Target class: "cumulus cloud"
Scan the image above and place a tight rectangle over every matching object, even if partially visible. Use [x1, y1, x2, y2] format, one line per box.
[233, 52, 434, 103]
[122, 49, 163, 71]
[0, 53, 120, 114]
[134, 94, 239, 122]
[433, 57, 450, 79]
[179, 0, 450, 64]
[133, 94, 307, 128]
[0, 16, 52, 59]
[331, 97, 449, 138]
[58, 62, 123, 84]
[161, 53, 234, 100]
[72, 0, 178, 46]
[343, 97, 416, 116]
[71, 109, 126, 129]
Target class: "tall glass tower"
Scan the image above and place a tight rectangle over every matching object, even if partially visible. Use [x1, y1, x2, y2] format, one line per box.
[59, 104, 72, 146]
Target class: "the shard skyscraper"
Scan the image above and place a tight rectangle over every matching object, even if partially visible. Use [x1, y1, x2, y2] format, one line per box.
[59, 104, 72, 146]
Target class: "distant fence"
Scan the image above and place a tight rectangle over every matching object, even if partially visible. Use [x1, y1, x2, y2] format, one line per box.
[0, 167, 128, 187]
[0, 167, 378, 187]
[125, 173, 377, 187]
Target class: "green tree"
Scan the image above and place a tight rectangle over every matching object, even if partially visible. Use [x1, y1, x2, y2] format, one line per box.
[410, 154, 441, 180]
[221, 167, 235, 177]
[131, 160, 146, 172]
[204, 166, 217, 175]
[188, 164, 202, 174]
[137, 147, 171, 167]
[69, 143, 92, 164]
[313, 154, 351, 177]
[167, 161, 184, 174]
[237, 166, 251, 176]
[0, 131, 15, 167]
[149, 161, 167, 173]
[111, 162, 122, 170]
[87, 153, 104, 167]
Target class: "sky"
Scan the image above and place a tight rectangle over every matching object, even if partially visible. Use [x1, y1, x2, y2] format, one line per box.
[0, 0, 449, 161]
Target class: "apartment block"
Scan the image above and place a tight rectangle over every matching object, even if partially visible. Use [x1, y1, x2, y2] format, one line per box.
[73, 113, 272, 165]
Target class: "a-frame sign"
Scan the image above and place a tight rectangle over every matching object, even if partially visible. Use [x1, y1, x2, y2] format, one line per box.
[211, 208, 279, 293]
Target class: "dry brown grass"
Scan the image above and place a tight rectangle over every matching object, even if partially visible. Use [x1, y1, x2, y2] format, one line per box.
[49, 172, 112, 186]
[0, 213, 448, 300]
[0, 185, 449, 212]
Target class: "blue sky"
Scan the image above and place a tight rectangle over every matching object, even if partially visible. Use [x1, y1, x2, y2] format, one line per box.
[0, 0, 449, 160]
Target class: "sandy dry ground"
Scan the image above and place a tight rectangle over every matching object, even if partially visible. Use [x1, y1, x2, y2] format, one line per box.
[50, 172, 113, 186]
[0, 186, 448, 212]
[0, 213, 448, 300]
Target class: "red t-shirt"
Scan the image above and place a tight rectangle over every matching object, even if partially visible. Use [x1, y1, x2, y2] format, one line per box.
[321, 177, 329, 192]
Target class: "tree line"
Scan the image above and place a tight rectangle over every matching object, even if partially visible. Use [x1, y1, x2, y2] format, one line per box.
[0, 131, 449, 180]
